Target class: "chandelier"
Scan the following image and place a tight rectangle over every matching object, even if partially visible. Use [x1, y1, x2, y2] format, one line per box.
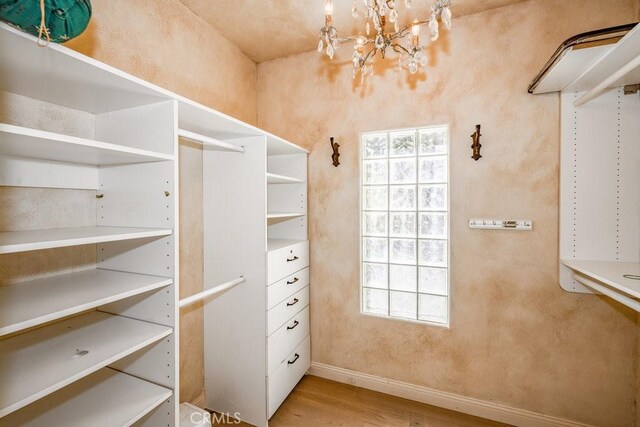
[318, 0, 452, 81]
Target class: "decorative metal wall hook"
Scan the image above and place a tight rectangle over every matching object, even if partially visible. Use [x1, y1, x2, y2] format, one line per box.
[470, 124, 482, 161]
[330, 137, 340, 167]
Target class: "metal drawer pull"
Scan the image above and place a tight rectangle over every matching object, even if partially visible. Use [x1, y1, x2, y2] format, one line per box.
[287, 298, 299, 307]
[287, 277, 299, 285]
[286, 255, 299, 262]
[287, 320, 299, 330]
[288, 353, 300, 365]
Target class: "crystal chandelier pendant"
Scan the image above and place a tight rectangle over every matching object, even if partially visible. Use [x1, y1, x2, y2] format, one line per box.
[317, 0, 453, 82]
[442, 6, 452, 30]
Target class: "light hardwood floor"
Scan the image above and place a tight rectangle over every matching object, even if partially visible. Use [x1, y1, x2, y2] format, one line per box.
[212, 375, 510, 426]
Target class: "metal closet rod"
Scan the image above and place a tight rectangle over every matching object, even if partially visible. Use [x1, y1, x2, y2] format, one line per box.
[178, 128, 245, 153]
[179, 276, 245, 308]
[572, 273, 640, 312]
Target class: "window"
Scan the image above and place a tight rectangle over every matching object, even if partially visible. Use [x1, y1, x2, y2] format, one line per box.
[360, 126, 449, 326]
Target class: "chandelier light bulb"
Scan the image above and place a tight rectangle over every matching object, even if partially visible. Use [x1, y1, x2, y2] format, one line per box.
[324, 0, 334, 16]
[411, 19, 420, 36]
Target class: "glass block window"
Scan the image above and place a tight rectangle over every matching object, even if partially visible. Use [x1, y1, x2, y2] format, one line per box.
[361, 126, 449, 326]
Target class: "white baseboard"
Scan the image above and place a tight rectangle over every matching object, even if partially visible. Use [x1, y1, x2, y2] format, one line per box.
[308, 362, 591, 427]
[190, 391, 206, 409]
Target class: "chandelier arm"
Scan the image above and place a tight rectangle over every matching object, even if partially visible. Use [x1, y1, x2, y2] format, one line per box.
[391, 43, 412, 55]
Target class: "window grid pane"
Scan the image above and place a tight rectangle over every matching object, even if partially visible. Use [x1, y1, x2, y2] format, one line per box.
[361, 126, 449, 325]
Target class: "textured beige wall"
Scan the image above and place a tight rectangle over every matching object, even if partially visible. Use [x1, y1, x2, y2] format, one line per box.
[62, 0, 259, 405]
[257, 0, 638, 425]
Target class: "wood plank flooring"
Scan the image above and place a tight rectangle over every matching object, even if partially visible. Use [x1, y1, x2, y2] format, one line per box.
[212, 375, 510, 426]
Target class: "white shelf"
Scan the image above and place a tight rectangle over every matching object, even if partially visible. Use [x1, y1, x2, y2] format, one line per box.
[0, 368, 172, 427]
[267, 212, 305, 225]
[267, 172, 304, 185]
[570, 24, 640, 106]
[0, 123, 173, 166]
[562, 260, 640, 299]
[0, 311, 172, 418]
[0, 269, 172, 337]
[267, 135, 309, 156]
[178, 128, 245, 153]
[0, 226, 172, 255]
[267, 238, 307, 252]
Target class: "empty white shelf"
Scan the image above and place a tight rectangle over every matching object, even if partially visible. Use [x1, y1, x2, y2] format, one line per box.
[562, 260, 640, 299]
[267, 212, 305, 225]
[0, 226, 172, 255]
[0, 123, 173, 166]
[267, 135, 309, 156]
[571, 24, 640, 106]
[267, 238, 307, 252]
[0, 269, 172, 337]
[0, 311, 172, 418]
[267, 172, 304, 185]
[0, 368, 172, 427]
[178, 128, 245, 153]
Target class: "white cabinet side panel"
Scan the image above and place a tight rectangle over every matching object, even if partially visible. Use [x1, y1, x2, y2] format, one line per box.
[203, 136, 268, 427]
[560, 89, 640, 292]
[98, 161, 175, 229]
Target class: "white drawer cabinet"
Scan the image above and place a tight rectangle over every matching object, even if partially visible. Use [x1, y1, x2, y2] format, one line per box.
[267, 267, 309, 310]
[267, 335, 311, 419]
[267, 240, 309, 284]
[267, 306, 309, 374]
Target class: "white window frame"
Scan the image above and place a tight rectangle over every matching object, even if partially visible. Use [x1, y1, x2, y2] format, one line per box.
[359, 125, 451, 328]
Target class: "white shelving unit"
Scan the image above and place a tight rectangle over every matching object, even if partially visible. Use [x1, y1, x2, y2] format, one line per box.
[0, 368, 172, 427]
[1, 20, 310, 425]
[0, 22, 180, 425]
[531, 23, 640, 311]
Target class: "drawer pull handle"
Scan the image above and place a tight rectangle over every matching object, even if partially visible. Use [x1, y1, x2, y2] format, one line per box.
[287, 298, 299, 307]
[287, 320, 299, 330]
[286, 255, 299, 262]
[287, 277, 299, 285]
[288, 353, 300, 365]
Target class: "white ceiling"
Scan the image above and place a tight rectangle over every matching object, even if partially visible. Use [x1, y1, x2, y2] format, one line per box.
[179, 0, 527, 63]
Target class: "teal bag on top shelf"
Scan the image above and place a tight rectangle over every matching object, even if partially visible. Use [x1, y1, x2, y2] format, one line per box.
[0, 0, 92, 43]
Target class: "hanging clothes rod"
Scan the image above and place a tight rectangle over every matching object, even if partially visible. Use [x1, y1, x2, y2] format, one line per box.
[179, 276, 245, 308]
[572, 273, 640, 313]
[178, 128, 245, 153]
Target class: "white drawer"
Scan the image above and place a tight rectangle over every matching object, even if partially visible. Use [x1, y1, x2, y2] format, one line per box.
[267, 306, 309, 374]
[268, 240, 309, 284]
[267, 286, 309, 336]
[267, 335, 310, 419]
[267, 267, 309, 310]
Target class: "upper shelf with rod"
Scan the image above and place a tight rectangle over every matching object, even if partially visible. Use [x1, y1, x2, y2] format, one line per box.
[528, 22, 640, 105]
